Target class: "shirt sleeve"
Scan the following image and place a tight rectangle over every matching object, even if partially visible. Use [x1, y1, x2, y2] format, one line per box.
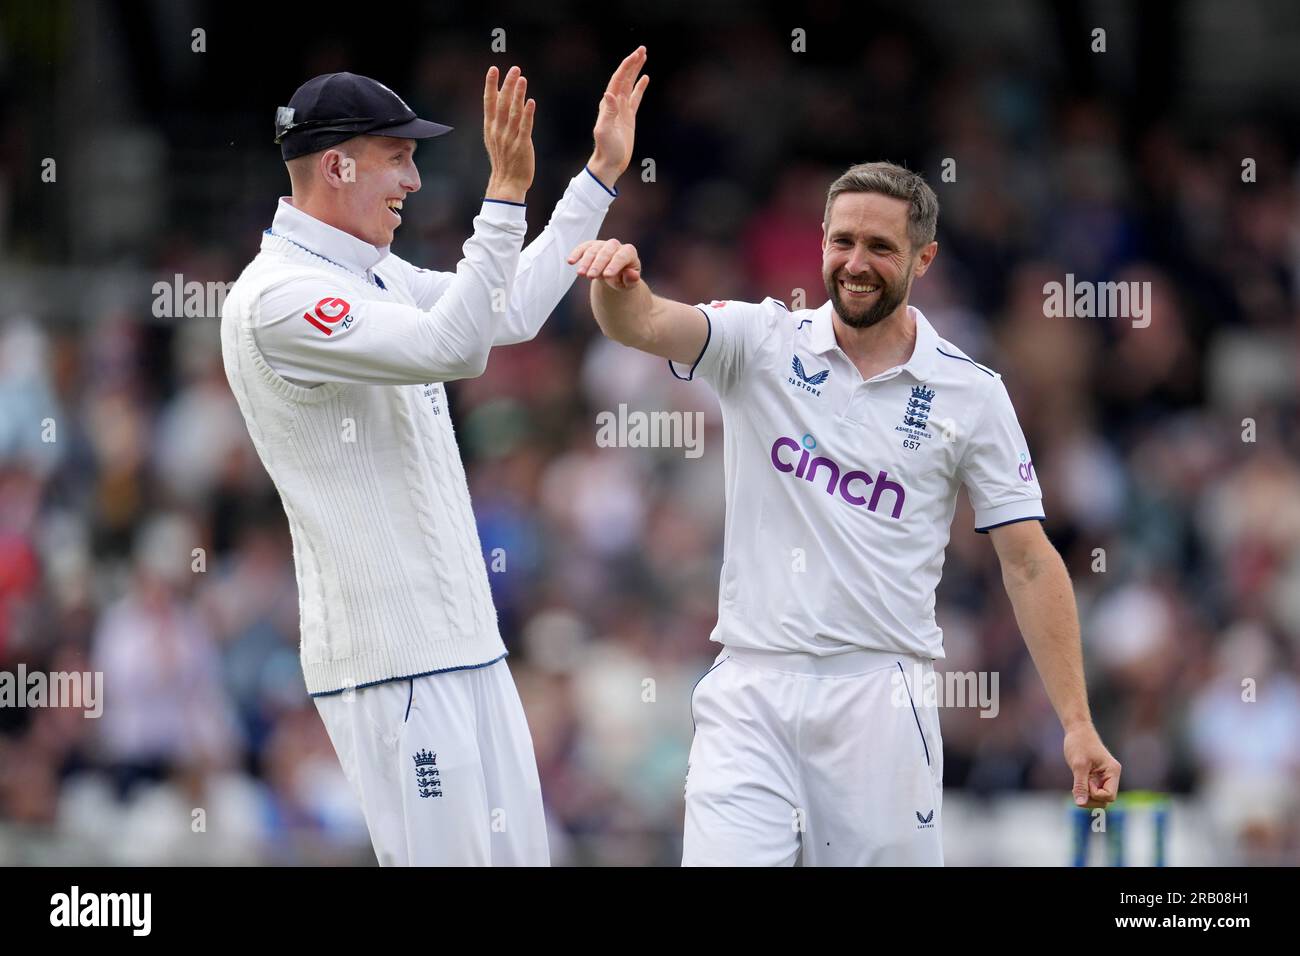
[403, 168, 616, 347]
[668, 298, 784, 395]
[252, 201, 526, 386]
[957, 376, 1047, 532]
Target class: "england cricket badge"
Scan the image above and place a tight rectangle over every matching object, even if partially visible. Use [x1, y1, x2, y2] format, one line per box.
[413, 749, 442, 798]
[895, 385, 935, 442]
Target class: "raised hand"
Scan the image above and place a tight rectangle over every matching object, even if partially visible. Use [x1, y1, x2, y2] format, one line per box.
[483, 65, 536, 203]
[586, 47, 649, 191]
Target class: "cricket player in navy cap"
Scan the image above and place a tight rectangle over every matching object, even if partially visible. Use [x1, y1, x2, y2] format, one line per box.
[221, 50, 649, 865]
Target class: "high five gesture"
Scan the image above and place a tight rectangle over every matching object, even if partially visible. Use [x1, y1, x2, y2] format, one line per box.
[483, 65, 536, 203]
[586, 46, 650, 191]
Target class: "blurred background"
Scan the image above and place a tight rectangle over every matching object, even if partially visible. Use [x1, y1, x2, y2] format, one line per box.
[1, 0, 1298, 865]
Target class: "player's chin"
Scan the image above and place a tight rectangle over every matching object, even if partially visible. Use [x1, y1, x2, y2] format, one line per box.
[835, 298, 880, 328]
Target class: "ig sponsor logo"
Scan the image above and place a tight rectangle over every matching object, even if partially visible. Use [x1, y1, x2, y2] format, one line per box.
[302, 296, 354, 335]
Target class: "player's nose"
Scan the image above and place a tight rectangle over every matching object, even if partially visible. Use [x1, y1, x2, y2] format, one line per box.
[402, 163, 421, 194]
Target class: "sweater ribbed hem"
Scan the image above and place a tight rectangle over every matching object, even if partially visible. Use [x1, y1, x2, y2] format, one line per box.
[308, 652, 509, 698]
[302, 630, 507, 697]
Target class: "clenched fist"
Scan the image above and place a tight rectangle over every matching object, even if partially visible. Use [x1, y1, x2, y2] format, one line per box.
[1064, 723, 1122, 809]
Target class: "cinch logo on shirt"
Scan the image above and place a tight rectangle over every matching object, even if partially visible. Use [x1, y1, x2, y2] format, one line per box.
[302, 296, 353, 335]
[769, 434, 907, 518]
[1018, 453, 1035, 481]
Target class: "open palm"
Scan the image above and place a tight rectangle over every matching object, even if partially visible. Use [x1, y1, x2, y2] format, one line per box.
[589, 46, 649, 185]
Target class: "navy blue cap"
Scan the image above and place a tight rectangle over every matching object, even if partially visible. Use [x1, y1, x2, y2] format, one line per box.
[275, 72, 453, 160]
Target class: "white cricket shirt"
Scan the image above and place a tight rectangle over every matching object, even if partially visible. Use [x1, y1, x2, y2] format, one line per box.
[670, 298, 1045, 660]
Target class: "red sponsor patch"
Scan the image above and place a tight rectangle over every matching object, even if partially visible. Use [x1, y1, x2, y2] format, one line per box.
[302, 296, 352, 335]
[709, 300, 728, 308]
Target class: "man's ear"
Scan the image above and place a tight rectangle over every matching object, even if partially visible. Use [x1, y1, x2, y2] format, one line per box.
[913, 240, 938, 278]
[319, 148, 357, 189]
[820, 222, 827, 253]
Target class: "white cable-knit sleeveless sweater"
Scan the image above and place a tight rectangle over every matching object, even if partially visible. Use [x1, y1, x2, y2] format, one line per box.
[221, 209, 522, 695]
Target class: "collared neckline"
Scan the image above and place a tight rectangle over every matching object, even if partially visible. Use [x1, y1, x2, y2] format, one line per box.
[261, 197, 391, 277]
[808, 301, 938, 381]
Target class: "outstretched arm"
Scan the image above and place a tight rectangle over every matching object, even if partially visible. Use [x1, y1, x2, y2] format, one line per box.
[406, 48, 651, 347]
[568, 237, 707, 365]
[494, 46, 649, 346]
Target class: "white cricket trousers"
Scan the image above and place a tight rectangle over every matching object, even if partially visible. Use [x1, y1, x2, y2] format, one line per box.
[313, 657, 549, 866]
[683, 644, 944, 866]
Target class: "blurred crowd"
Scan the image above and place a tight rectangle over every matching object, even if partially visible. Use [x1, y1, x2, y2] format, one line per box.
[1, 4, 1298, 865]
